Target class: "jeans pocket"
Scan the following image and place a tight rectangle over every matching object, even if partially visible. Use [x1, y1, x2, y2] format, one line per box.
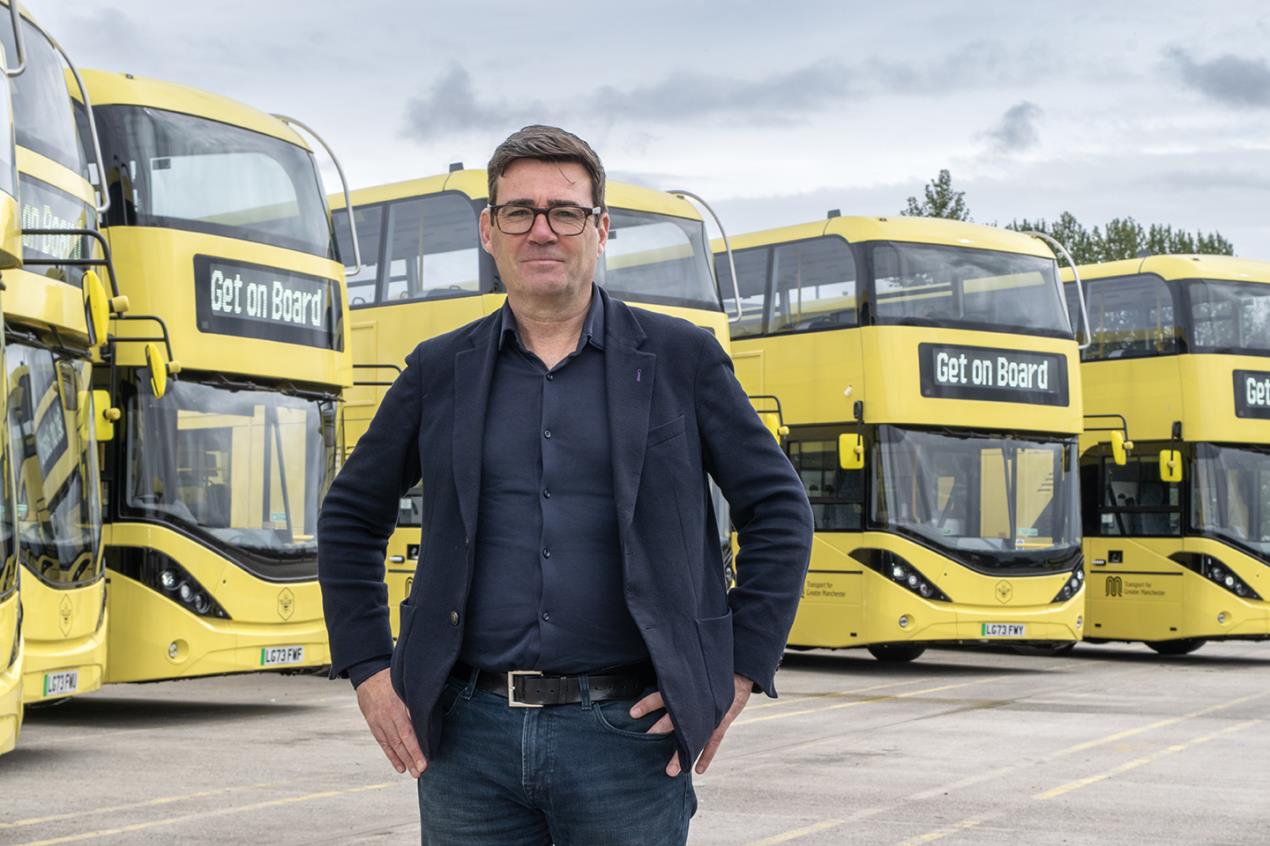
[438, 680, 467, 718]
[591, 698, 674, 742]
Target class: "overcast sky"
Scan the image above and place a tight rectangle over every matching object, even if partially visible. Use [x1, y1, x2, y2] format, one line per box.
[38, 0, 1270, 256]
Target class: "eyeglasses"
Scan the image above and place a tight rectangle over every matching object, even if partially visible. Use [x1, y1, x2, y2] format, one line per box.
[488, 204, 601, 236]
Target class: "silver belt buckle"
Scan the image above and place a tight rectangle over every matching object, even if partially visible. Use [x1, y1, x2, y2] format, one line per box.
[507, 670, 543, 708]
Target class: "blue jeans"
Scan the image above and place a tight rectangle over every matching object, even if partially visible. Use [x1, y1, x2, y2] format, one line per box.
[416, 671, 697, 845]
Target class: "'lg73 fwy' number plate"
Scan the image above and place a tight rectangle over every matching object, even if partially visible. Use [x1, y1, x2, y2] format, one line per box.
[981, 623, 1026, 637]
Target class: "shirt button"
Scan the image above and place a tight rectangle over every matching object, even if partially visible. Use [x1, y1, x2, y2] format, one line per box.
[543, 429, 552, 439]
[449, 611, 460, 626]
[542, 547, 551, 559]
[543, 489, 551, 499]
[546, 373, 555, 381]
[542, 612, 551, 622]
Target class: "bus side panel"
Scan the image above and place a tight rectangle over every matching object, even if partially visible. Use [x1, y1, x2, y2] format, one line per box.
[1083, 538, 1185, 641]
[730, 330, 862, 427]
[1080, 357, 1183, 445]
[0, 595, 22, 754]
[1178, 354, 1270, 444]
[787, 534, 864, 648]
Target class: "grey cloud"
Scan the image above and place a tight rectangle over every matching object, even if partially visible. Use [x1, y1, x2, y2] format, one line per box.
[1166, 46, 1270, 107]
[872, 39, 1025, 94]
[585, 62, 853, 123]
[1139, 168, 1270, 192]
[403, 65, 548, 140]
[987, 101, 1043, 152]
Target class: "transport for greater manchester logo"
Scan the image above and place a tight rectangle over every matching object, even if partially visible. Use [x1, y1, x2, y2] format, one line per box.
[277, 588, 295, 621]
[995, 581, 1013, 604]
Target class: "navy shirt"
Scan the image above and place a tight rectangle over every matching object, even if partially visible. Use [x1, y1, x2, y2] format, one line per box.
[460, 288, 648, 673]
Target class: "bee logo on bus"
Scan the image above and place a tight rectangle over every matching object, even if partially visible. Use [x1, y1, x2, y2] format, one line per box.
[995, 581, 1014, 604]
[1105, 576, 1123, 598]
[277, 588, 295, 621]
[59, 596, 74, 636]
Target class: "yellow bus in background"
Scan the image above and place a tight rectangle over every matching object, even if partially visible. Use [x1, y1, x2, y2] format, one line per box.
[83, 70, 353, 682]
[716, 215, 1085, 661]
[331, 170, 731, 634]
[0, 5, 26, 755]
[1, 2, 117, 706]
[1067, 256, 1270, 654]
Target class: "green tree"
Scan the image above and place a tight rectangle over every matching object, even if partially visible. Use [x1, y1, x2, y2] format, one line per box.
[1005, 213, 1233, 264]
[901, 169, 970, 221]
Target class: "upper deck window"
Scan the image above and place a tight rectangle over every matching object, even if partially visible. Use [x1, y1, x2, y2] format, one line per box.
[715, 246, 769, 338]
[335, 192, 482, 306]
[598, 210, 719, 312]
[0, 17, 86, 177]
[94, 105, 336, 259]
[1185, 279, 1270, 355]
[1080, 274, 1181, 361]
[869, 241, 1071, 338]
[716, 235, 856, 337]
[770, 237, 857, 333]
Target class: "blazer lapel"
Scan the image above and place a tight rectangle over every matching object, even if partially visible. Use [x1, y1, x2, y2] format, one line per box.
[452, 315, 500, 543]
[604, 293, 656, 533]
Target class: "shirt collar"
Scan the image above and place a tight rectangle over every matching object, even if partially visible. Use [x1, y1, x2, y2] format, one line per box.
[499, 284, 605, 352]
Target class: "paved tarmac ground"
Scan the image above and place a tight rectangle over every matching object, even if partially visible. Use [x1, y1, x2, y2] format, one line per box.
[3, 641, 1269, 845]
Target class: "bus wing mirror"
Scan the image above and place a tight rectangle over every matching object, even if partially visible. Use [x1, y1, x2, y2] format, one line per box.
[83, 270, 110, 350]
[145, 342, 169, 399]
[1110, 431, 1129, 466]
[1159, 449, 1183, 483]
[839, 433, 865, 471]
[93, 390, 120, 442]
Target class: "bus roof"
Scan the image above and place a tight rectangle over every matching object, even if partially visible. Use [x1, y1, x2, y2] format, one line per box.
[712, 215, 1055, 259]
[79, 69, 310, 149]
[1063, 254, 1270, 285]
[334, 168, 704, 221]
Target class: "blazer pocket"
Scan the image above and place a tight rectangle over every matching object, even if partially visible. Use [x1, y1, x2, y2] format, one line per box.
[695, 610, 735, 723]
[646, 414, 686, 447]
[390, 600, 417, 700]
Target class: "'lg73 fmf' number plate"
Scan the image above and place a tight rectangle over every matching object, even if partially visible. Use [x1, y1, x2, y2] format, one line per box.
[260, 646, 305, 666]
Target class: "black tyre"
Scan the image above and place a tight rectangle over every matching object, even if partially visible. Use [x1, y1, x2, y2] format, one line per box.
[866, 643, 927, 663]
[1145, 638, 1206, 655]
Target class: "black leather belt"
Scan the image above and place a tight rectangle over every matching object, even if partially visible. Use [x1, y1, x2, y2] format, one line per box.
[451, 661, 654, 708]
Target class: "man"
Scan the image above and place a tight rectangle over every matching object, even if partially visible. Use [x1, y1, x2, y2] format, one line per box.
[318, 125, 813, 845]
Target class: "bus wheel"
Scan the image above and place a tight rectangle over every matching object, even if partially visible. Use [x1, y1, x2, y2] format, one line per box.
[1145, 639, 1206, 656]
[867, 643, 926, 663]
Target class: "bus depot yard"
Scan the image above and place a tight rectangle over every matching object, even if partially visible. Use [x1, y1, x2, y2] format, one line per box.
[5, 642, 1268, 846]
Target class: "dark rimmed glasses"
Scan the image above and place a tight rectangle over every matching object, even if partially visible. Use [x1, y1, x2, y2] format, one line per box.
[488, 203, 601, 236]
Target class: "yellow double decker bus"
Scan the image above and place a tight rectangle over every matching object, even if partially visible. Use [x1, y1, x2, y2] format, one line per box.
[83, 70, 353, 682]
[716, 215, 1086, 661]
[1068, 255, 1270, 655]
[1, 2, 119, 705]
[0, 3, 26, 755]
[330, 171, 731, 634]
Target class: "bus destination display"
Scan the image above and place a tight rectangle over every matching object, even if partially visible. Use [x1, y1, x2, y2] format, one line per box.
[1234, 370, 1270, 419]
[919, 343, 1068, 406]
[194, 255, 344, 351]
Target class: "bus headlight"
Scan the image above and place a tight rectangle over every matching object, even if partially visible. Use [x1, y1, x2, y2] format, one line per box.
[106, 547, 231, 619]
[1171, 553, 1262, 601]
[1051, 563, 1086, 603]
[852, 549, 952, 602]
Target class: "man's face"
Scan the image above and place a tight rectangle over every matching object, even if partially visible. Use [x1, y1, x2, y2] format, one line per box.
[480, 159, 609, 302]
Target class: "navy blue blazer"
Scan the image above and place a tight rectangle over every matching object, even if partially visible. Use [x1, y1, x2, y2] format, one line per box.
[318, 288, 813, 767]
